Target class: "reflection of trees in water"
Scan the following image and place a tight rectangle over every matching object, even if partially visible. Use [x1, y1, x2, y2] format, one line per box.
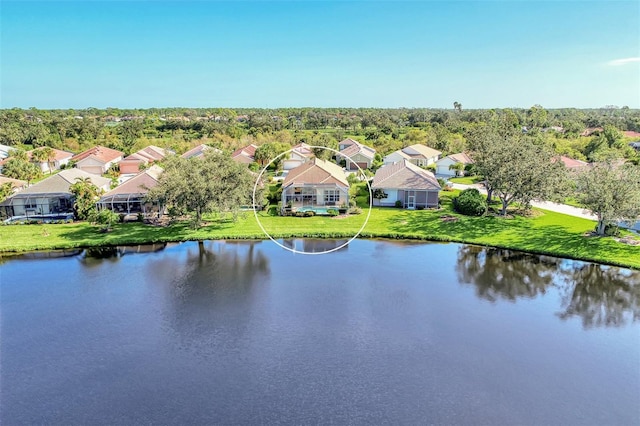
[557, 264, 640, 328]
[456, 245, 640, 328]
[456, 246, 560, 302]
[80, 244, 167, 267]
[151, 241, 271, 354]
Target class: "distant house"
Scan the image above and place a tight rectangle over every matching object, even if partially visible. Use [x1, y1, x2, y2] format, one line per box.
[119, 145, 170, 175]
[283, 143, 314, 171]
[231, 144, 258, 164]
[580, 127, 603, 137]
[337, 139, 376, 171]
[629, 141, 640, 151]
[72, 145, 124, 175]
[338, 138, 360, 151]
[0, 169, 110, 219]
[372, 160, 441, 209]
[554, 155, 589, 171]
[181, 144, 216, 159]
[97, 166, 163, 219]
[0, 144, 15, 159]
[435, 152, 474, 177]
[28, 147, 74, 173]
[383, 144, 441, 167]
[281, 158, 349, 212]
[0, 175, 28, 194]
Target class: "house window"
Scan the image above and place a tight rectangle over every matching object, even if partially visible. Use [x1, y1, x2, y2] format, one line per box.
[324, 189, 339, 204]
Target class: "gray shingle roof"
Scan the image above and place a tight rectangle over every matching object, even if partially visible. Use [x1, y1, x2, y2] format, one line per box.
[372, 160, 440, 190]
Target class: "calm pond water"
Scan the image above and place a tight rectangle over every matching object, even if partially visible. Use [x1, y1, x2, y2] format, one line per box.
[1, 239, 639, 425]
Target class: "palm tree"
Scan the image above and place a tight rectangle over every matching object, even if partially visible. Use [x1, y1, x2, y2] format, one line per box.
[449, 162, 465, 177]
[453, 102, 462, 113]
[31, 147, 54, 174]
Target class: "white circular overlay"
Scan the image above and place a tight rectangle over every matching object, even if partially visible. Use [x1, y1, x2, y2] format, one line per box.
[252, 145, 372, 255]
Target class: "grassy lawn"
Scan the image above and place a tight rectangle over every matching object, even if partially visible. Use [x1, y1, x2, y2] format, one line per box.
[563, 197, 585, 208]
[1, 191, 639, 269]
[449, 176, 482, 185]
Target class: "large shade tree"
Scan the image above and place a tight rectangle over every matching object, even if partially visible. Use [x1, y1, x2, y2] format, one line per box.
[467, 123, 567, 215]
[149, 150, 258, 227]
[576, 161, 640, 235]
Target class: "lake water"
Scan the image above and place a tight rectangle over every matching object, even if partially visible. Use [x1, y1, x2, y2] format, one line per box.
[1, 239, 639, 425]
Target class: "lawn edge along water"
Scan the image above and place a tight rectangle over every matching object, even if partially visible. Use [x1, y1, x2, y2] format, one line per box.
[1, 207, 638, 270]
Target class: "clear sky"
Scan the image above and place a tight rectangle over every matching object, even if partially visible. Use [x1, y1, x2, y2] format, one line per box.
[1, 0, 638, 109]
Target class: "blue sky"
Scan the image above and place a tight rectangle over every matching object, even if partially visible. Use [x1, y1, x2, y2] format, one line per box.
[1, 1, 638, 109]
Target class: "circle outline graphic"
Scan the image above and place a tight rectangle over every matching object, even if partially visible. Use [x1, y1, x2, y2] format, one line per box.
[252, 145, 372, 255]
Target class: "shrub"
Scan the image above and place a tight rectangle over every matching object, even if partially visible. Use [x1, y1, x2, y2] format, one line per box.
[348, 207, 362, 215]
[453, 188, 486, 216]
[327, 209, 339, 216]
[303, 211, 315, 217]
[395, 200, 403, 208]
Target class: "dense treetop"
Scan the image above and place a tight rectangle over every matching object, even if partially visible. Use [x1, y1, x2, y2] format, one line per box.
[0, 106, 638, 165]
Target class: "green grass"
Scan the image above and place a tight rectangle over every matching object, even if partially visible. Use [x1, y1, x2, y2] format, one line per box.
[563, 197, 585, 208]
[449, 176, 482, 185]
[1, 198, 639, 269]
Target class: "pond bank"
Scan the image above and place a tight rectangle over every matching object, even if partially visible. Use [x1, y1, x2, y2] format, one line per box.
[1, 207, 639, 269]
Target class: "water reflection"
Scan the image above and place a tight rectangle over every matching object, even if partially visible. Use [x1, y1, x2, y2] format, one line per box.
[456, 246, 560, 301]
[282, 238, 349, 253]
[80, 243, 167, 266]
[557, 263, 640, 328]
[147, 241, 271, 354]
[457, 245, 640, 328]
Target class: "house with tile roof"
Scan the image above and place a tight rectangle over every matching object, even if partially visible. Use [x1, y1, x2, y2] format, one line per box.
[383, 144, 441, 167]
[555, 155, 589, 171]
[281, 158, 349, 213]
[0, 175, 28, 194]
[180, 144, 218, 159]
[72, 145, 124, 175]
[435, 152, 474, 177]
[283, 143, 315, 171]
[338, 138, 360, 151]
[372, 160, 441, 209]
[0, 169, 110, 219]
[97, 165, 164, 219]
[231, 144, 258, 164]
[119, 146, 170, 175]
[337, 139, 376, 171]
[28, 147, 74, 173]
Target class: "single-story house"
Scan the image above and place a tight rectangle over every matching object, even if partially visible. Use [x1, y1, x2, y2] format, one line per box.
[338, 138, 360, 151]
[231, 144, 258, 164]
[383, 144, 441, 167]
[553, 155, 589, 171]
[281, 158, 349, 211]
[97, 165, 163, 219]
[283, 143, 314, 171]
[372, 160, 441, 209]
[72, 145, 124, 175]
[119, 145, 169, 175]
[28, 147, 74, 173]
[0, 144, 15, 159]
[0, 168, 110, 219]
[181, 144, 216, 159]
[338, 140, 376, 170]
[0, 175, 28, 194]
[435, 152, 474, 177]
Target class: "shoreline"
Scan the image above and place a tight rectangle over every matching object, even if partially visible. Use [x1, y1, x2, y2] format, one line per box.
[1, 229, 639, 271]
[1, 206, 638, 269]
